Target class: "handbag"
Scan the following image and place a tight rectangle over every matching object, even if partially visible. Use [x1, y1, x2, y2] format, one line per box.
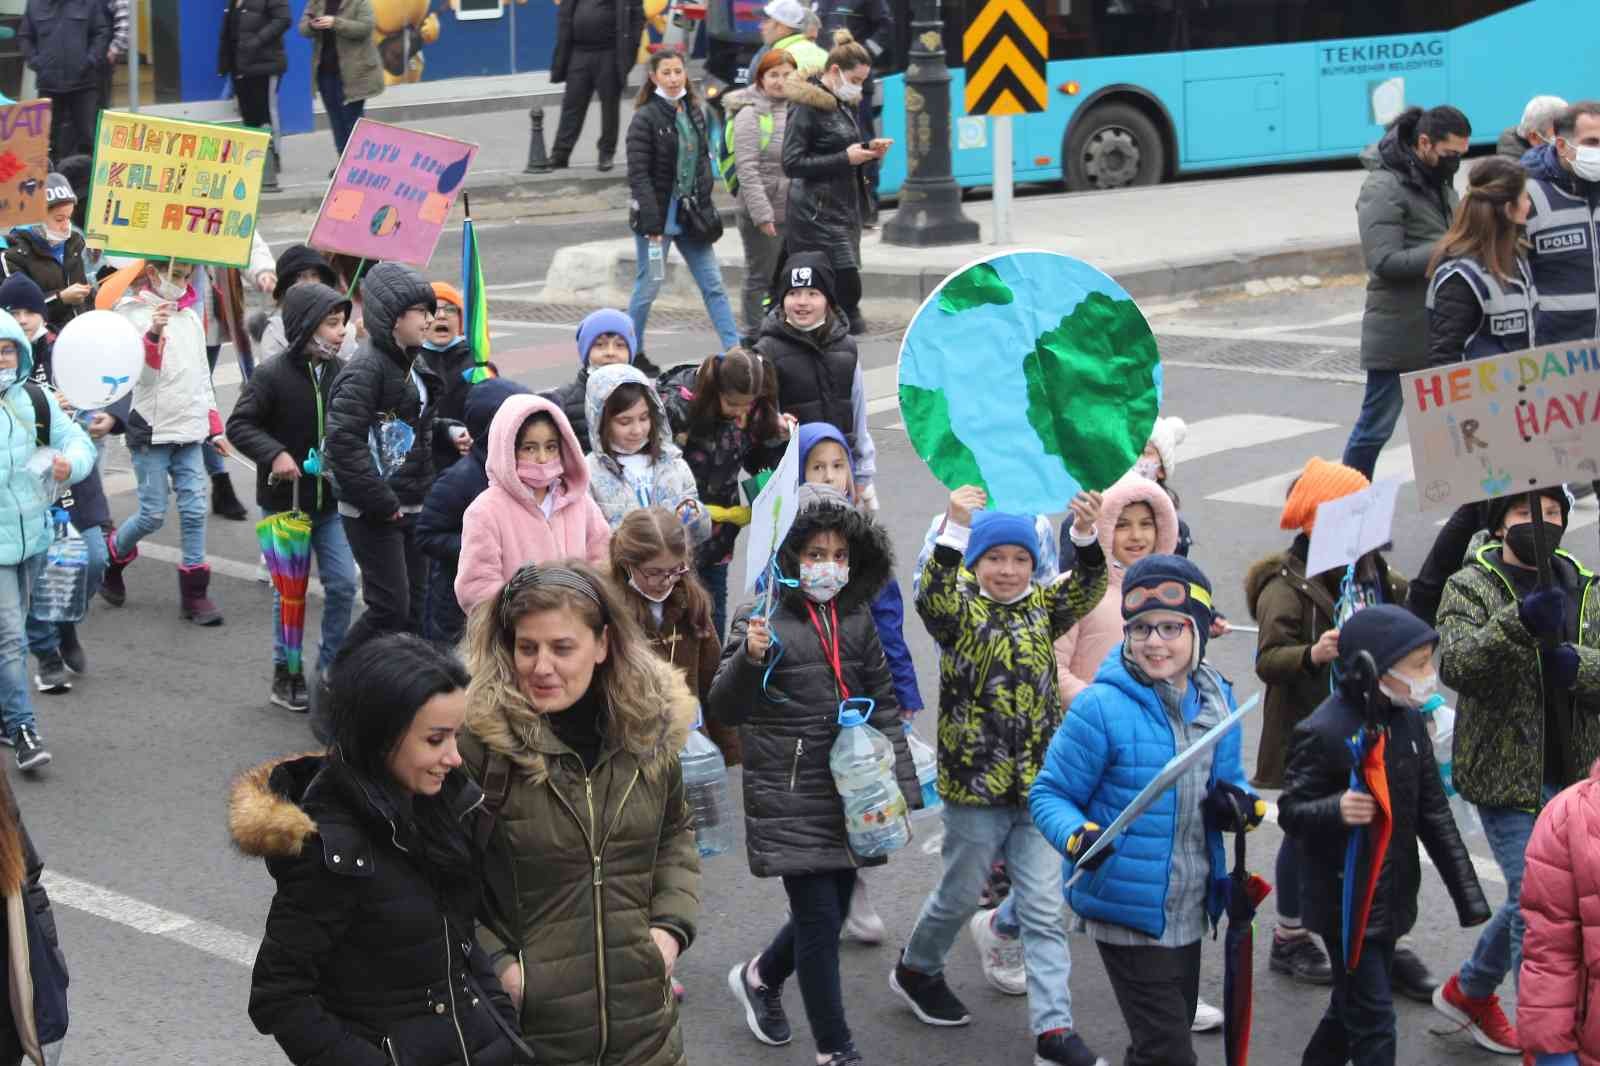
[677, 194, 724, 245]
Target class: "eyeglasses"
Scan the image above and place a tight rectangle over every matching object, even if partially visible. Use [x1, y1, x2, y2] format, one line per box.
[634, 564, 689, 583]
[1127, 620, 1190, 642]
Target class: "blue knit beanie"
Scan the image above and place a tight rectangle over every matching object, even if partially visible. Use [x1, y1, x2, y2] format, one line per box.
[576, 308, 637, 366]
[964, 511, 1039, 570]
[1122, 553, 1216, 662]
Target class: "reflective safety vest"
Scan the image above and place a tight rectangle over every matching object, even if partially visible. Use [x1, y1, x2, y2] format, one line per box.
[1526, 176, 1600, 343]
[1426, 255, 1536, 359]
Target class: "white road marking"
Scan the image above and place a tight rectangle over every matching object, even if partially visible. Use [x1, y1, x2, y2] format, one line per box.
[1208, 445, 1415, 508]
[1262, 802, 1503, 886]
[1237, 309, 1365, 334]
[1157, 324, 1360, 349]
[136, 542, 335, 599]
[42, 871, 262, 969]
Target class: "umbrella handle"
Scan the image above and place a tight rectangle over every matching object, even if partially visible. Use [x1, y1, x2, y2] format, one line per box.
[292, 475, 300, 516]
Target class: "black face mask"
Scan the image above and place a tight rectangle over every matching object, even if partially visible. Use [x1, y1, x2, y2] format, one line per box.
[1505, 519, 1564, 565]
[1419, 151, 1462, 186]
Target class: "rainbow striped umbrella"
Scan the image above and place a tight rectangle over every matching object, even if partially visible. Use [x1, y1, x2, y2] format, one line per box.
[255, 479, 313, 675]
[461, 193, 493, 384]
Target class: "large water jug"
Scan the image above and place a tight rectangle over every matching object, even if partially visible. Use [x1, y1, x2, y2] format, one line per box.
[1422, 696, 1480, 838]
[680, 709, 733, 858]
[31, 510, 88, 624]
[905, 725, 942, 819]
[830, 698, 909, 858]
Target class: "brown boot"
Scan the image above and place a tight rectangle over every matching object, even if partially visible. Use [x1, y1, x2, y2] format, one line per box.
[101, 531, 136, 607]
[178, 564, 223, 626]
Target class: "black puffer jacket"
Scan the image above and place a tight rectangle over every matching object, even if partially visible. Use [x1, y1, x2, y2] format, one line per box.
[234, 754, 519, 1066]
[325, 264, 453, 517]
[417, 378, 529, 645]
[551, 0, 642, 90]
[19, 0, 109, 94]
[2, 228, 90, 334]
[1279, 690, 1489, 942]
[626, 93, 719, 240]
[754, 299, 858, 446]
[421, 338, 479, 470]
[227, 283, 349, 516]
[707, 487, 919, 877]
[218, 0, 291, 78]
[538, 365, 593, 453]
[782, 72, 867, 272]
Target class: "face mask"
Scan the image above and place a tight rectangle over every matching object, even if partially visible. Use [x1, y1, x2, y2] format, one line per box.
[40, 225, 68, 246]
[1384, 669, 1439, 709]
[655, 85, 687, 102]
[1134, 457, 1162, 481]
[422, 334, 464, 352]
[310, 335, 340, 360]
[1505, 519, 1564, 564]
[516, 458, 564, 489]
[0, 368, 17, 391]
[786, 313, 826, 332]
[628, 573, 676, 604]
[610, 435, 647, 456]
[833, 79, 863, 104]
[1426, 152, 1462, 184]
[1572, 144, 1600, 183]
[156, 278, 187, 301]
[799, 560, 849, 603]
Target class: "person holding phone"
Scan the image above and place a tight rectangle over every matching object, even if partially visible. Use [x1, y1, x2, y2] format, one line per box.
[780, 30, 890, 337]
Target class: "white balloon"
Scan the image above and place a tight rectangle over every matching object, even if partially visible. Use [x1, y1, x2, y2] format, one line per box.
[52, 310, 144, 411]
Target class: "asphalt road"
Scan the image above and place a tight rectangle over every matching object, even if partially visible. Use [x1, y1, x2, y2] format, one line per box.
[25, 234, 1527, 1065]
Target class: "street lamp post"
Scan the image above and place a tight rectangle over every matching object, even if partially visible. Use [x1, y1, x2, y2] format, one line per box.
[882, 0, 979, 247]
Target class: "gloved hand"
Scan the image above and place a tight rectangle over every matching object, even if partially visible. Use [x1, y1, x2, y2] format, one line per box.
[1202, 781, 1267, 833]
[1534, 1052, 1579, 1066]
[858, 482, 880, 512]
[706, 503, 752, 527]
[1519, 586, 1568, 642]
[1545, 642, 1581, 690]
[1066, 822, 1113, 871]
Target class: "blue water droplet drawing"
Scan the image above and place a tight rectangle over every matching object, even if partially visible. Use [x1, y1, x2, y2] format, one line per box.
[1488, 401, 1501, 416]
[436, 153, 469, 195]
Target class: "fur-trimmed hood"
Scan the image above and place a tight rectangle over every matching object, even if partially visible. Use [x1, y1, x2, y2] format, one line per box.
[465, 651, 697, 787]
[1095, 472, 1179, 564]
[776, 485, 892, 613]
[784, 70, 840, 112]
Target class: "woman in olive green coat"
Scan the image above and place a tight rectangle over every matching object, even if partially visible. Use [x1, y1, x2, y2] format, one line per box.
[298, 0, 385, 155]
[461, 561, 701, 1066]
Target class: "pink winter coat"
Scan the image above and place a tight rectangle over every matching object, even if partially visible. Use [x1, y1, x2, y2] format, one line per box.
[1520, 760, 1600, 1063]
[1053, 473, 1179, 703]
[455, 393, 612, 614]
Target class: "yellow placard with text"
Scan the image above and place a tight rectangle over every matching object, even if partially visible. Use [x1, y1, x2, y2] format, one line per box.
[85, 111, 270, 268]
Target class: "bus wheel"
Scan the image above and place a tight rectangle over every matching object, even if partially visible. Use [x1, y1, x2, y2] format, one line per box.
[1064, 102, 1165, 191]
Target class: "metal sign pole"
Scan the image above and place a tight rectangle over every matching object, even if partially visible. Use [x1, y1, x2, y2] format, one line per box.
[128, 1, 139, 112]
[992, 114, 1012, 244]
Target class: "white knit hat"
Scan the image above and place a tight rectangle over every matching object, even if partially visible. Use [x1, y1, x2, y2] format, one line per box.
[1147, 416, 1187, 478]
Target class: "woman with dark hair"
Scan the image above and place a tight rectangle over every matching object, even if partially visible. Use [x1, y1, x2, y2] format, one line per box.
[624, 49, 740, 353]
[780, 31, 891, 335]
[460, 561, 701, 1066]
[235, 633, 524, 1066]
[0, 771, 67, 1066]
[584, 363, 709, 541]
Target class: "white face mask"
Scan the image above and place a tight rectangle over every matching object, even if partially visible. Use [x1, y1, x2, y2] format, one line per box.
[799, 560, 849, 603]
[0, 368, 17, 391]
[628, 573, 676, 604]
[1134, 457, 1162, 481]
[156, 277, 187, 301]
[41, 225, 69, 246]
[1384, 669, 1439, 709]
[833, 78, 863, 104]
[655, 84, 687, 102]
[1572, 144, 1600, 183]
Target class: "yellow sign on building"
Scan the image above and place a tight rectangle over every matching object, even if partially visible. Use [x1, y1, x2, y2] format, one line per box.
[963, 0, 1048, 117]
[85, 112, 270, 268]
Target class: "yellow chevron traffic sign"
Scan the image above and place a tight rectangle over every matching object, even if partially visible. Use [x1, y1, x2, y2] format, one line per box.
[963, 0, 1048, 117]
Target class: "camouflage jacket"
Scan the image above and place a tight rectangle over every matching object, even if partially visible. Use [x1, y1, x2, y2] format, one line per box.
[915, 542, 1107, 806]
[1438, 542, 1600, 811]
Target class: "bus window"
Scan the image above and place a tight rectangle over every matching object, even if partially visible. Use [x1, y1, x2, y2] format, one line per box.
[1184, 0, 1319, 49]
[1098, 0, 1182, 57]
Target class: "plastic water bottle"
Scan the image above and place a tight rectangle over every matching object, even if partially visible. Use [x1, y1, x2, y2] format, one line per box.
[830, 699, 909, 858]
[905, 725, 942, 820]
[1422, 695, 1481, 838]
[649, 239, 666, 281]
[32, 511, 88, 624]
[679, 714, 732, 858]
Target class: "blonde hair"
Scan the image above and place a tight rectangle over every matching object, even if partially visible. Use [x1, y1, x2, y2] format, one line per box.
[827, 29, 871, 71]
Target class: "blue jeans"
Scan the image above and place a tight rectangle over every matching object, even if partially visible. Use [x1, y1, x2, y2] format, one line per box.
[903, 803, 1074, 1034]
[0, 553, 47, 737]
[26, 523, 107, 655]
[269, 509, 357, 676]
[317, 70, 366, 154]
[1304, 935, 1395, 1066]
[1457, 786, 1558, 998]
[114, 443, 209, 567]
[628, 232, 741, 351]
[1341, 371, 1402, 480]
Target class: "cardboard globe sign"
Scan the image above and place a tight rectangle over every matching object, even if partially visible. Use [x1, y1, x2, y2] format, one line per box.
[897, 251, 1161, 513]
[52, 310, 143, 410]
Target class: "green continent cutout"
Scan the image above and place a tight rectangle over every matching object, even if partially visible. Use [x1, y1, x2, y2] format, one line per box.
[900, 382, 988, 492]
[1022, 290, 1160, 492]
[938, 262, 1014, 315]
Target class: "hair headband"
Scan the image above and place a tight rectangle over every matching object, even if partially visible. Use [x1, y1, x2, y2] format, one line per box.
[498, 564, 607, 628]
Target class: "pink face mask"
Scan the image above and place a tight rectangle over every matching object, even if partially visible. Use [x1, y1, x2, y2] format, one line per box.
[517, 458, 564, 489]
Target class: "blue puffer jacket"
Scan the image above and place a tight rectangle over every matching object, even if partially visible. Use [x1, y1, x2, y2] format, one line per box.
[0, 313, 95, 565]
[1030, 653, 1250, 940]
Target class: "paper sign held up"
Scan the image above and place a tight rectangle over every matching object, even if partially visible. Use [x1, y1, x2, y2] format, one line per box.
[1400, 340, 1600, 510]
[0, 101, 51, 230]
[1306, 478, 1401, 578]
[85, 111, 270, 267]
[743, 433, 802, 595]
[309, 119, 477, 265]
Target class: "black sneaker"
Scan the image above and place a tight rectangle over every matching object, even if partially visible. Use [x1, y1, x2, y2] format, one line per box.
[727, 959, 790, 1046]
[890, 954, 971, 1026]
[289, 672, 310, 714]
[1035, 1029, 1108, 1066]
[633, 350, 662, 378]
[1391, 945, 1439, 1003]
[33, 652, 70, 694]
[57, 627, 85, 675]
[270, 665, 308, 712]
[820, 1045, 864, 1066]
[1270, 932, 1333, 985]
[14, 726, 50, 772]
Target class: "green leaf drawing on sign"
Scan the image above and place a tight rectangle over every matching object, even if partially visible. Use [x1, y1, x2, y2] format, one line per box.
[900, 382, 989, 493]
[938, 261, 1014, 315]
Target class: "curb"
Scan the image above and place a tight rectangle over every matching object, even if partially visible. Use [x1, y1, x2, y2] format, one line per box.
[257, 168, 634, 220]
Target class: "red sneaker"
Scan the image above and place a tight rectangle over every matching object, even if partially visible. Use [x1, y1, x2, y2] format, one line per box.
[1432, 974, 1520, 1055]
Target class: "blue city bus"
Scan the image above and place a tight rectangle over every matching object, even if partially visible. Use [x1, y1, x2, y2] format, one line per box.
[704, 0, 1592, 196]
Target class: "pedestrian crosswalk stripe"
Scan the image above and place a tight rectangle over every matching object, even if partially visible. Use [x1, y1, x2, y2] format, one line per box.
[1207, 445, 1415, 508]
[1180, 415, 1336, 463]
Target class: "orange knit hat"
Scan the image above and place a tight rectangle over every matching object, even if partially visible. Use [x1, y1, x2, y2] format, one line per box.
[1280, 457, 1370, 533]
[431, 281, 464, 310]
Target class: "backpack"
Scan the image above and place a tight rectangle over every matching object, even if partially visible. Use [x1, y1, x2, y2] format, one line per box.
[656, 363, 699, 440]
[21, 381, 48, 448]
[717, 108, 774, 197]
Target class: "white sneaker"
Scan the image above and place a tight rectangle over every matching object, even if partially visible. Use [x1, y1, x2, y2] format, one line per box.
[256, 556, 270, 584]
[968, 909, 1026, 996]
[1191, 997, 1223, 1033]
[842, 879, 886, 945]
